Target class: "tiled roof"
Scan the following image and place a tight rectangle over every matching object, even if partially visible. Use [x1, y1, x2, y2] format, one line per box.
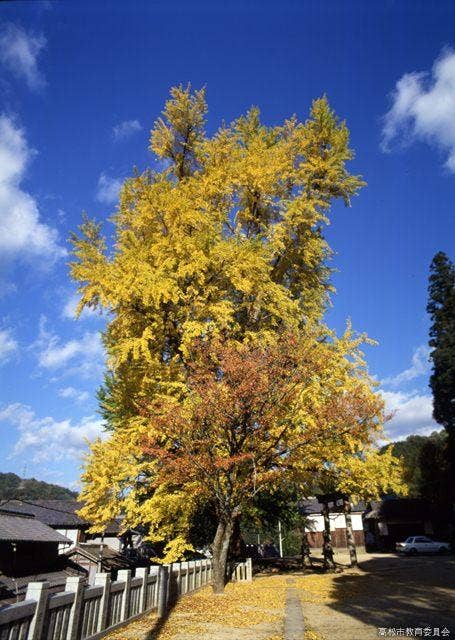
[0, 511, 72, 543]
[0, 500, 88, 528]
[0, 500, 137, 536]
[298, 498, 366, 515]
[0, 564, 87, 604]
[66, 544, 136, 571]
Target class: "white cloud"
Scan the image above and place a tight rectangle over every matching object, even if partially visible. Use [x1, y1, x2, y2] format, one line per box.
[0, 115, 66, 261]
[382, 49, 455, 172]
[58, 386, 90, 404]
[382, 345, 431, 387]
[38, 331, 103, 370]
[112, 119, 142, 141]
[0, 328, 17, 364]
[62, 293, 100, 321]
[381, 389, 439, 441]
[34, 318, 104, 379]
[0, 24, 46, 91]
[96, 173, 122, 204]
[0, 403, 104, 463]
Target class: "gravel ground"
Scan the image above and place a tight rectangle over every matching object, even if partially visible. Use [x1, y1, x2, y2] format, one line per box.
[299, 552, 455, 640]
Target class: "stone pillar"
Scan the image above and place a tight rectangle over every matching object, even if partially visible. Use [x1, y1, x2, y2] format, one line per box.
[189, 560, 196, 591]
[180, 561, 189, 594]
[246, 557, 253, 582]
[25, 581, 50, 640]
[157, 565, 169, 618]
[174, 562, 182, 599]
[65, 576, 85, 640]
[117, 569, 131, 622]
[136, 567, 148, 613]
[195, 560, 200, 588]
[150, 566, 160, 608]
[94, 572, 111, 632]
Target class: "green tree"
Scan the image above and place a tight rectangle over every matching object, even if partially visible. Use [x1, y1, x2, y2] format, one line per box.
[380, 434, 427, 496]
[427, 252, 455, 505]
[418, 433, 449, 504]
[0, 472, 76, 501]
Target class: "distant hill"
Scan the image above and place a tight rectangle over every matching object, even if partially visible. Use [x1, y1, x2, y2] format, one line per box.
[0, 472, 77, 501]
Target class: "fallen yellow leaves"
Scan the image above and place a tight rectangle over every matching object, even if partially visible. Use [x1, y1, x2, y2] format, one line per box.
[156, 577, 286, 639]
[105, 576, 287, 640]
[104, 572, 368, 640]
[295, 570, 365, 605]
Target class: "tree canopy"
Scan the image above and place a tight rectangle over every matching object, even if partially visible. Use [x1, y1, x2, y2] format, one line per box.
[381, 431, 447, 498]
[428, 252, 455, 433]
[427, 251, 455, 515]
[71, 86, 365, 431]
[71, 86, 390, 591]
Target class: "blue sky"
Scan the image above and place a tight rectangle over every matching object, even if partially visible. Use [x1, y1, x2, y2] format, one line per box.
[0, 0, 453, 488]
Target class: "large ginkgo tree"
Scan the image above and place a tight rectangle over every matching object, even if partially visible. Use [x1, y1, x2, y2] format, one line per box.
[71, 86, 392, 592]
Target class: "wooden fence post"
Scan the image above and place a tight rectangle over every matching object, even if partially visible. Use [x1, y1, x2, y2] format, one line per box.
[25, 581, 49, 640]
[65, 576, 85, 640]
[136, 567, 148, 613]
[94, 572, 111, 632]
[157, 565, 169, 618]
[117, 569, 131, 622]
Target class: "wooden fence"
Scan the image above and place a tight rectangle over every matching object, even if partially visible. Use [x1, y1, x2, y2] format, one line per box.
[0, 558, 252, 640]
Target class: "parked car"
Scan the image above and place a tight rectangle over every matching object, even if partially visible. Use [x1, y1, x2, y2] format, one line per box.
[396, 536, 450, 555]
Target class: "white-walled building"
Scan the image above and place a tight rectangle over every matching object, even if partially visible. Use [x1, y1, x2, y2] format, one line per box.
[300, 498, 365, 548]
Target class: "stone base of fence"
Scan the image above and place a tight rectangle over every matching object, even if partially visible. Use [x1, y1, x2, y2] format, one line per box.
[0, 557, 252, 640]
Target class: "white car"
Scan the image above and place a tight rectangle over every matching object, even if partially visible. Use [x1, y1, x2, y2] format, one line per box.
[396, 536, 450, 555]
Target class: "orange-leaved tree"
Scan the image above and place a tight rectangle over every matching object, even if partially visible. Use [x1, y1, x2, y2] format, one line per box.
[134, 332, 383, 592]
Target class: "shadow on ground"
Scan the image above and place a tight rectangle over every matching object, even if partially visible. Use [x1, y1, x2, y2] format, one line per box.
[328, 553, 455, 632]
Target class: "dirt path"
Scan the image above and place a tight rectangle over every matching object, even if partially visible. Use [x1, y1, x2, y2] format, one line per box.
[284, 578, 305, 640]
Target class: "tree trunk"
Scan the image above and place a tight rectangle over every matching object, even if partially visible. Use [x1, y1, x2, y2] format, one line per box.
[211, 519, 234, 594]
[301, 529, 312, 568]
[343, 496, 358, 567]
[322, 503, 335, 571]
[229, 513, 246, 560]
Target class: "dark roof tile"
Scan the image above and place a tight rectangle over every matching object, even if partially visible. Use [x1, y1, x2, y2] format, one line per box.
[0, 500, 87, 528]
[0, 512, 72, 543]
